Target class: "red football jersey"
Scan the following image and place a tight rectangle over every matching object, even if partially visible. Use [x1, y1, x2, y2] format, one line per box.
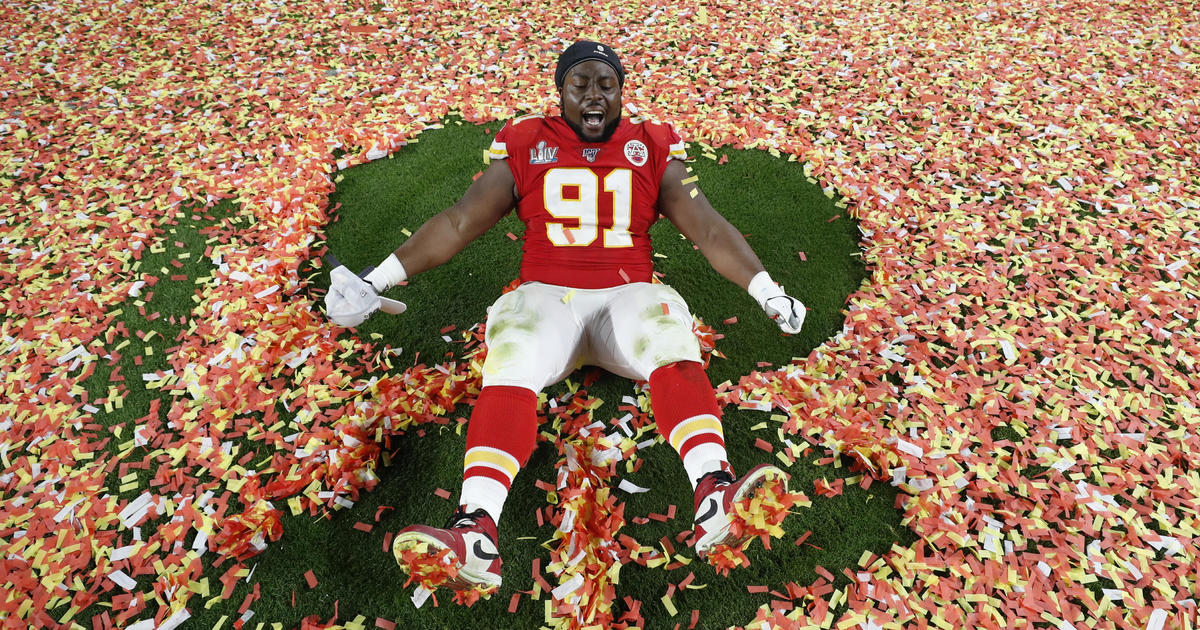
[488, 115, 687, 289]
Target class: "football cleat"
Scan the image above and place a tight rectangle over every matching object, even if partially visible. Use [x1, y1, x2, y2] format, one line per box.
[691, 463, 790, 559]
[392, 507, 503, 592]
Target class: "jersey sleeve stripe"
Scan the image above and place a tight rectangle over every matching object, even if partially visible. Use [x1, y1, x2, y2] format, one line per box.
[668, 141, 687, 161]
[487, 140, 509, 160]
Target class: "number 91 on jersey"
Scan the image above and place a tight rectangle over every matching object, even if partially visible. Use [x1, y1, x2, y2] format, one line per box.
[543, 167, 634, 248]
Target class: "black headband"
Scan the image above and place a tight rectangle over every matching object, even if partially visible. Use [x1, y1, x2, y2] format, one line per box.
[554, 40, 625, 89]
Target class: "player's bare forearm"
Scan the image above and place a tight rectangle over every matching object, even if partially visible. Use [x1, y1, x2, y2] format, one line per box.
[388, 160, 517, 277]
[389, 211, 472, 276]
[658, 161, 765, 289]
[690, 212, 766, 289]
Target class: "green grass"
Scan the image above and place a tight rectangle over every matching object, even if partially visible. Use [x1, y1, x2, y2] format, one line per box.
[76, 118, 911, 629]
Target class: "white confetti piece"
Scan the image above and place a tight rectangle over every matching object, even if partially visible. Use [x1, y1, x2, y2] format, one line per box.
[110, 544, 138, 561]
[159, 607, 192, 630]
[107, 570, 137, 590]
[411, 586, 432, 608]
[895, 439, 923, 458]
[253, 285, 279, 299]
[618, 479, 650, 494]
[118, 492, 154, 529]
[552, 573, 585, 601]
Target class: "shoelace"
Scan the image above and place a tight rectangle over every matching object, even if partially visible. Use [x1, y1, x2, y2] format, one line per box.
[445, 507, 489, 530]
[698, 470, 735, 487]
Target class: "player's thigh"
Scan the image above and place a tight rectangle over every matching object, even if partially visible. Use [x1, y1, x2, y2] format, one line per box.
[482, 283, 584, 391]
[590, 283, 701, 381]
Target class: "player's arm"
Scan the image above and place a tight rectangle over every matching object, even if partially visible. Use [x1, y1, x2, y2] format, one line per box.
[657, 160, 806, 333]
[363, 159, 517, 290]
[658, 160, 763, 289]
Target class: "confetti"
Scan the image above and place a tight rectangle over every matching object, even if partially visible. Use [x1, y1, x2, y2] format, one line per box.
[2, 1, 1198, 629]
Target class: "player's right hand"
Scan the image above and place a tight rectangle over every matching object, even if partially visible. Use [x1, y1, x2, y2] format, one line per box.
[325, 265, 381, 327]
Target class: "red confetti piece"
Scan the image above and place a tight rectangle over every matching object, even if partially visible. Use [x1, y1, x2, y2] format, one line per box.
[353, 522, 373, 533]
[304, 570, 318, 589]
[433, 488, 451, 500]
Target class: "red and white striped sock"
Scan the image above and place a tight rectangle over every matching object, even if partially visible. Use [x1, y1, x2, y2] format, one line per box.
[649, 361, 729, 489]
[460, 385, 538, 523]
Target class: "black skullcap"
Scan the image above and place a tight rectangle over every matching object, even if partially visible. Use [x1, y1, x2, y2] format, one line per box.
[554, 40, 625, 89]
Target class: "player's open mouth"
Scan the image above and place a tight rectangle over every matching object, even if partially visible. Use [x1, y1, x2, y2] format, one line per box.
[582, 109, 605, 131]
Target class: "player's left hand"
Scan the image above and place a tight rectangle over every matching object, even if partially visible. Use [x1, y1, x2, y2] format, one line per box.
[325, 265, 381, 327]
[763, 294, 806, 334]
[748, 271, 806, 334]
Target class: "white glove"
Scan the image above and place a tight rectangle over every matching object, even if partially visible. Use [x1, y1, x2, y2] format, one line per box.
[748, 271, 806, 334]
[325, 265, 381, 327]
[364, 253, 408, 293]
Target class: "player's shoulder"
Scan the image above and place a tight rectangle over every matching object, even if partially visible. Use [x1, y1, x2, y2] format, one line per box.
[496, 114, 551, 142]
[489, 114, 552, 160]
[624, 116, 686, 159]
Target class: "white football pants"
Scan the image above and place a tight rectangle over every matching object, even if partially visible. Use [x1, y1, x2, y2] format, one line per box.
[480, 281, 703, 391]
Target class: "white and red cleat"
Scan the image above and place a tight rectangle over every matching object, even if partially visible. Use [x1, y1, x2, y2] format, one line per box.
[392, 507, 503, 595]
[691, 463, 790, 559]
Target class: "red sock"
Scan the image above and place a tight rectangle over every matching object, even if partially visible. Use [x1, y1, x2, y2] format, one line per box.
[460, 385, 538, 521]
[649, 361, 728, 486]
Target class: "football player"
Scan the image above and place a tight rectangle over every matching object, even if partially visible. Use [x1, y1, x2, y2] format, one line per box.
[325, 40, 807, 596]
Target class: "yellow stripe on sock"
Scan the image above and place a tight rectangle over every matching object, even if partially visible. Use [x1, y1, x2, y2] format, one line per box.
[669, 414, 722, 452]
[464, 447, 520, 480]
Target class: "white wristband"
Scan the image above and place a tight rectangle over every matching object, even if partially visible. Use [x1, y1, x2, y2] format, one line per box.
[747, 271, 783, 308]
[365, 253, 407, 292]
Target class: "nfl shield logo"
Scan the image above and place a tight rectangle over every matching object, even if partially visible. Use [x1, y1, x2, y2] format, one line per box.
[582, 148, 601, 163]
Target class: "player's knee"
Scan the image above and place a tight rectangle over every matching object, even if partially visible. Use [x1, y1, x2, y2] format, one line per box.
[639, 327, 701, 369]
